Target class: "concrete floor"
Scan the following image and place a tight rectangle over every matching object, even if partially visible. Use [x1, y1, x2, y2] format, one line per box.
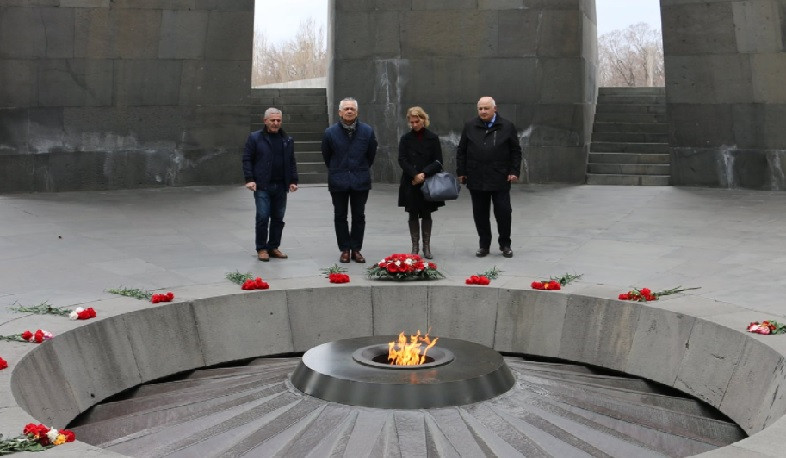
[1, 183, 785, 316]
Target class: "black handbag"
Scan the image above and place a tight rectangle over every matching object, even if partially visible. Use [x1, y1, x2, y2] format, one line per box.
[421, 172, 461, 201]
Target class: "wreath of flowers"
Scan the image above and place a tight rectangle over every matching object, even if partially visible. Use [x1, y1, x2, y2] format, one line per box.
[747, 320, 786, 335]
[367, 253, 443, 281]
[0, 330, 54, 344]
[0, 423, 76, 454]
[69, 307, 97, 320]
[618, 285, 700, 302]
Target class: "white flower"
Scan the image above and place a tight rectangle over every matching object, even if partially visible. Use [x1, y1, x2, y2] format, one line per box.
[46, 428, 59, 443]
[69, 311, 78, 320]
[42, 330, 54, 340]
[404, 258, 413, 265]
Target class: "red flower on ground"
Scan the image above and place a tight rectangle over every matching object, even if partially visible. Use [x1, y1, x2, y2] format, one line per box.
[242, 277, 269, 290]
[151, 292, 174, 303]
[466, 275, 491, 285]
[329, 273, 350, 284]
[0, 356, 8, 370]
[531, 280, 561, 290]
[21, 330, 33, 340]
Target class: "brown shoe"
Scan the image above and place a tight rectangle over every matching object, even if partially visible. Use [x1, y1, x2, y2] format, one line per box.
[339, 250, 351, 263]
[257, 249, 269, 262]
[351, 250, 366, 263]
[269, 248, 288, 259]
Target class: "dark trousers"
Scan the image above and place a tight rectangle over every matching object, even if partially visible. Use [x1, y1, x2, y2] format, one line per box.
[331, 190, 369, 251]
[469, 189, 512, 249]
[254, 182, 287, 251]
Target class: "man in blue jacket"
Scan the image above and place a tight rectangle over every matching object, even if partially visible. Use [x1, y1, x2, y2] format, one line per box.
[321, 97, 378, 263]
[457, 97, 522, 259]
[242, 107, 299, 262]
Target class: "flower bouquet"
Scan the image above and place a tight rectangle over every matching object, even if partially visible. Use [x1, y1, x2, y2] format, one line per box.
[747, 320, 786, 335]
[618, 285, 700, 302]
[241, 277, 269, 290]
[69, 307, 97, 320]
[466, 266, 501, 285]
[321, 264, 350, 284]
[531, 272, 582, 291]
[0, 330, 53, 343]
[0, 423, 75, 454]
[367, 253, 443, 281]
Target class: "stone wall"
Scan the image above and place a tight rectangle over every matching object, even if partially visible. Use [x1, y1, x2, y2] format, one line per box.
[328, 0, 598, 185]
[0, 0, 254, 193]
[663, 0, 786, 189]
[5, 282, 786, 456]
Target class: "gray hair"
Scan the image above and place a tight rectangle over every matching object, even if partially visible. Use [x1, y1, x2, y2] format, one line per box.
[339, 97, 358, 110]
[263, 107, 282, 119]
[478, 96, 496, 107]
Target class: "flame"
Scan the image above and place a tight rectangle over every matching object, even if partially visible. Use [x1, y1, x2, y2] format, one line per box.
[388, 330, 438, 366]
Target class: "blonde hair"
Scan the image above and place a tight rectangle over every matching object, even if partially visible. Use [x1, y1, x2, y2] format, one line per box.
[406, 106, 430, 128]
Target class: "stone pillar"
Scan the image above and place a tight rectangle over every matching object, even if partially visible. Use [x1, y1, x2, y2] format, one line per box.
[330, 0, 597, 184]
[0, 0, 254, 193]
[663, 0, 786, 189]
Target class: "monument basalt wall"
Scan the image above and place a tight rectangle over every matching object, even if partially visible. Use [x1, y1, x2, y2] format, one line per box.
[328, 0, 598, 185]
[0, 0, 254, 193]
[663, 0, 786, 189]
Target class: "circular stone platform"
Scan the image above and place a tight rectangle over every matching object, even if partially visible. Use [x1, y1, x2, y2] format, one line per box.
[290, 336, 515, 409]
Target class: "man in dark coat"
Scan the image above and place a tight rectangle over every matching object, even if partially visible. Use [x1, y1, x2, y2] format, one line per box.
[456, 96, 522, 258]
[321, 97, 378, 263]
[242, 107, 299, 262]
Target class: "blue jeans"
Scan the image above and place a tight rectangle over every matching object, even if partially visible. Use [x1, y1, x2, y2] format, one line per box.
[331, 190, 368, 251]
[254, 183, 287, 251]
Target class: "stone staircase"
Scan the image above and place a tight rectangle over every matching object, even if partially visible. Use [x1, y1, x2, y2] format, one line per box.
[250, 88, 328, 184]
[586, 87, 671, 185]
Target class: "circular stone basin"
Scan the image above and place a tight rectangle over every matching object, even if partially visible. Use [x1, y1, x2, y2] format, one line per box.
[290, 335, 515, 409]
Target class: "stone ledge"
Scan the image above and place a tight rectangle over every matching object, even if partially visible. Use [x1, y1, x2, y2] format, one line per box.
[2, 281, 785, 456]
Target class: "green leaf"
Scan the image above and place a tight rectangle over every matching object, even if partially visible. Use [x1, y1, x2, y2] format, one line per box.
[106, 286, 153, 301]
[225, 270, 254, 285]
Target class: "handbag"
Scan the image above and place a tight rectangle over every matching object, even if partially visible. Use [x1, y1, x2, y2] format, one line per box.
[421, 172, 461, 201]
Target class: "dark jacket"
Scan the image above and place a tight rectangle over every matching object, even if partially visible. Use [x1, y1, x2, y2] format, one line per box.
[242, 128, 298, 189]
[398, 128, 444, 212]
[321, 121, 378, 192]
[456, 114, 522, 191]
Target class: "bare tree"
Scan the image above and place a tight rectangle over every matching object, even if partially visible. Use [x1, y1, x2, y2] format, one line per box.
[253, 18, 327, 87]
[597, 22, 664, 87]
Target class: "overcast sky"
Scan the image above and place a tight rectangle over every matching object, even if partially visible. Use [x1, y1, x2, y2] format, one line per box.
[254, 0, 662, 43]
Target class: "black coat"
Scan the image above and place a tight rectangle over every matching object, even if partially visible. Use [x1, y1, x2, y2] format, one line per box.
[456, 114, 522, 191]
[242, 128, 298, 188]
[398, 128, 444, 213]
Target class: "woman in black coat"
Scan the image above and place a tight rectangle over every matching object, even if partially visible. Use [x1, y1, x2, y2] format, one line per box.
[398, 106, 444, 259]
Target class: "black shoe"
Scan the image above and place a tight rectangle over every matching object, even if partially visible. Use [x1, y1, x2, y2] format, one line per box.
[475, 248, 489, 257]
[501, 246, 513, 258]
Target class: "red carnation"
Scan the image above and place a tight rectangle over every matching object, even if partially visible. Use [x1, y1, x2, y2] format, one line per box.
[21, 330, 33, 341]
[34, 330, 44, 343]
[165, 292, 174, 301]
[0, 356, 7, 370]
[60, 429, 76, 442]
[151, 294, 160, 303]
